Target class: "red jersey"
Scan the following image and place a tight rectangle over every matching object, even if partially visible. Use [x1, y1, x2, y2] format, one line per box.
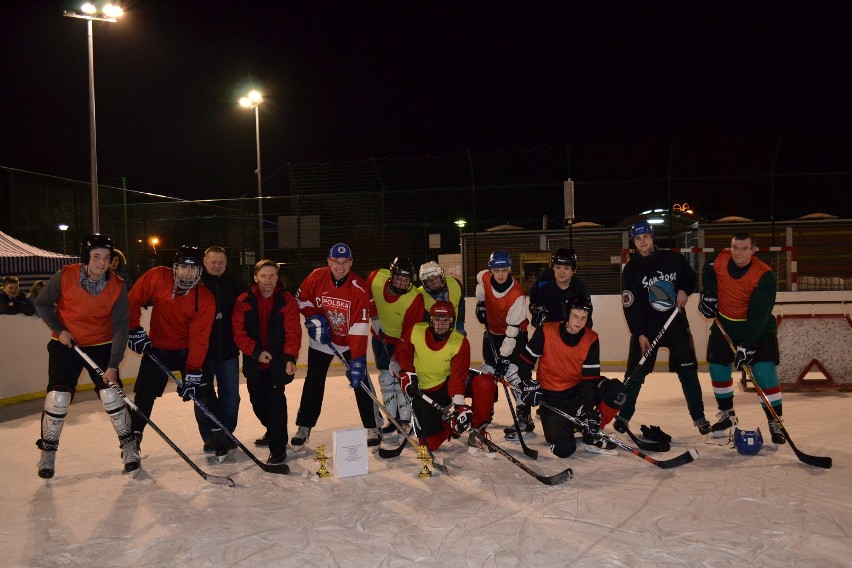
[296, 267, 371, 358]
[55, 263, 124, 346]
[475, 270, 529, 335]
[534, 323, 600, 391]
[129, 266, 215, 370]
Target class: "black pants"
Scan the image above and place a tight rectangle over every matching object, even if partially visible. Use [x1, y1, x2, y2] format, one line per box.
[294, 347, 378, 429]
[247, 368, 290, 455]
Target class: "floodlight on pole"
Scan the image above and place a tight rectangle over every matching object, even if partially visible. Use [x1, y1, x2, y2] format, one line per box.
[63, 3, 123, 234]
[58, 224, 69, 254]
[454, 219, 467, 252]
[239, 90, 265, 258]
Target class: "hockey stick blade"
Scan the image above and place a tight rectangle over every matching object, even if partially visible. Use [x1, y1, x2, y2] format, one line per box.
[73, 347, 236, 487]
[377, 439, 408, 459]
[473, 431, 573, 485]
[714, 318, 832, 469]
[615, 417, 670, 452]
[147, 353, 289, 475]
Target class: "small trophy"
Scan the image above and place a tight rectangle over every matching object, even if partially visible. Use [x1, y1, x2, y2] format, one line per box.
[315, 445, 331, 478]
[416, 444, 432, 478]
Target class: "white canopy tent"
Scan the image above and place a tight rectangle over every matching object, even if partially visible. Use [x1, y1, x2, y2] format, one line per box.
[0, 230, 79, 289]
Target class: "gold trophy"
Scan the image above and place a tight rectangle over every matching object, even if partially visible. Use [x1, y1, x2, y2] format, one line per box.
[315, 445, 331, 478]
[416, 444, 432, 478]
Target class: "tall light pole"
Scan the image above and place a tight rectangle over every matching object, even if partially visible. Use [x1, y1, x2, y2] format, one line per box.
[58, 224, 69, 254]
[63, 3, 123, 234]
[239, 90, 265, 259]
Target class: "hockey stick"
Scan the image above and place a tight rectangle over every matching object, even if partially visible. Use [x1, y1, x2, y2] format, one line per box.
[415, 390, 573, 485]
[483, 323, 538, 459]
[493, 377, 698, 469]
[623, 307, 679, 388]
[326, 343, 448, 474]
[74, 346, 235, 487]
[713, 318, 832, 469]
[373, 336, 411, 458]
[146, 353, 290, 475]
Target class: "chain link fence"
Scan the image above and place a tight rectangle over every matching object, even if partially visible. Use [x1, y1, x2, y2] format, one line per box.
[2, 136, 850, 292]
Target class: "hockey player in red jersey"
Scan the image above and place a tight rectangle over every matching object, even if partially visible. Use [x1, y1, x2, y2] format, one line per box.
[290, 243, 382, 450]
[127, 246, 219, 455]
[395, 301, 497, 454]
[475, 251, 533, 440]
[367, 257, 424, 449]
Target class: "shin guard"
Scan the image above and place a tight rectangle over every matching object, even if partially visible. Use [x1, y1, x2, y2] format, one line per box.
[99, 387, 135, 445]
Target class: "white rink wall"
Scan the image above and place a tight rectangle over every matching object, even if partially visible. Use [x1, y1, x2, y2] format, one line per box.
[1, 292, 849, 404]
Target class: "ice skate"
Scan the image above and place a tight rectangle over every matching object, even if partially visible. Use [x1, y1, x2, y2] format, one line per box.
[583, 432, 618, 455]
[290, 426, 311, 452]
[767, 418, 786, 445]
[711, 409, 737, 439]
[121, 435, 141, 478]
[37, 447, 56, 479]
[467, 428, 497, 458]
[694, 417, 711, 435]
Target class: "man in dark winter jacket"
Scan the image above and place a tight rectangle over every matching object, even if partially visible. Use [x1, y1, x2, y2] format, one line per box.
[195, 247, 247, 452]
[232, 260, 302, 465]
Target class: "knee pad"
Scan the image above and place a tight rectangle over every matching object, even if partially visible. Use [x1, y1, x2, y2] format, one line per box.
[599, 378, 627, 409]
[99, 386, 124, 412]
[100, 386, 132, 438]
[41, 390, 72, 447]
[378, 370, 399, 415]
[396, 383, 411, 421]
[550, 438, 577, 459]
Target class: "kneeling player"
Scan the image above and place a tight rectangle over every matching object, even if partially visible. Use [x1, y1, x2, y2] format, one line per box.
[516, 295, 626, 456]
[395, 301, 497, 454]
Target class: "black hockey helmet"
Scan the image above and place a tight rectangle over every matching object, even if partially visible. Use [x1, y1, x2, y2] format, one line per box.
[560, 294, 593, 320]
[173, 245, 203, 291]
[389, 257, 416, 294]
[80, 234, 114, 264]
[551, 248, 578, 270]
[174, 245, 203, 267]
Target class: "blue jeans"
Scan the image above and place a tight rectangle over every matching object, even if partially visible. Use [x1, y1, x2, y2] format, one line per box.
[195, 357, 241, 441]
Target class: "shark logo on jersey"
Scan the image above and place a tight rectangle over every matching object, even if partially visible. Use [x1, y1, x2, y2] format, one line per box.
[647, 280, 676, 312]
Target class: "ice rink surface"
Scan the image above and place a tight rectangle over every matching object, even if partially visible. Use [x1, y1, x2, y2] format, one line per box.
[1, 372, 849, 568]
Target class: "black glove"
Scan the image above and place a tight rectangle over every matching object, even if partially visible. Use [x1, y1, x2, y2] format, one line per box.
[699, 293, 718, 319]
[581, 407, 602, 435]
[399, 371, 419, 398]
[518, 378, 542, 407]
[494, 358, 511, 378]
[453, 404, 473, 434]
[178, 370, 205, 402]
[734, 345, 756, 370]
[128, 327, 151, 354]
[475, 301, 486, 324]
[529, 304, 548, 328]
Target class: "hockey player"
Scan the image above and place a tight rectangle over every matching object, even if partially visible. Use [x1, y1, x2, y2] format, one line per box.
[417, 261, 466, 334]
[617, 221, 709, 435]
[367, 257, 424, 449]
[528, 248, 592, 328]
[196, 246, 247, 452]
[515, 295, 625, 456]
[395, 301, 497, 454]
[232, 260, 302, 465]
[475, 251, 532, 440]
[291, 243, 382, 450]
[700, 232, 785, 444]
[127, 246, 219, 455]
[33, 234, 135, 478]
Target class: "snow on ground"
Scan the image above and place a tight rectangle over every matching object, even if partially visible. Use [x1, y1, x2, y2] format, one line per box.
[1, 372, 849, 568]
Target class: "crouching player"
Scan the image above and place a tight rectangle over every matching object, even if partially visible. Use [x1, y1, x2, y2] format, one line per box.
[515, 295, 626, 457]
[395, 301, 497, 455]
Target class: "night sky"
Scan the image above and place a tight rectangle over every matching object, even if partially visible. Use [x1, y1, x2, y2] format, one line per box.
[2, 2, 849, 201]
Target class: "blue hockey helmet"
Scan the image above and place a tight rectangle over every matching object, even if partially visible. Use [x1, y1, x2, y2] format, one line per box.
[734, 427, 764, 456]
[488, 251, 512, 270]
[628, 220, 655, 239]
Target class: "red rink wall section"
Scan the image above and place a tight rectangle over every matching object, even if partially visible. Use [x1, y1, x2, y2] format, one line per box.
[776, 314, 852, 391]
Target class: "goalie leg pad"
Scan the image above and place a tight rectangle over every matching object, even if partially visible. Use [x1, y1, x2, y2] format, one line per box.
[378, 369, 399, 417]
[99, 387, 134, 444]
[39, 389, 71, 450]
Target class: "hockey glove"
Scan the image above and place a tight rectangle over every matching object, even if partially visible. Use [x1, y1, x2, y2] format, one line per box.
[346, 356, 367, 389]
[453, 404, 473, 434]
[399, 371, 419, 397]
[734, 345, 756, 370]
[699, 292, 718, 319]
[518, 378, 542, 407]
[529, 304, 548, 328]
[494, 358, 512, 379]
[178, 370, 205, 402]
[579, 407, 602, 435]
[128, 327, 151, 354]
[305, 316, 330, 344]
[475, 301, 487, 324]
